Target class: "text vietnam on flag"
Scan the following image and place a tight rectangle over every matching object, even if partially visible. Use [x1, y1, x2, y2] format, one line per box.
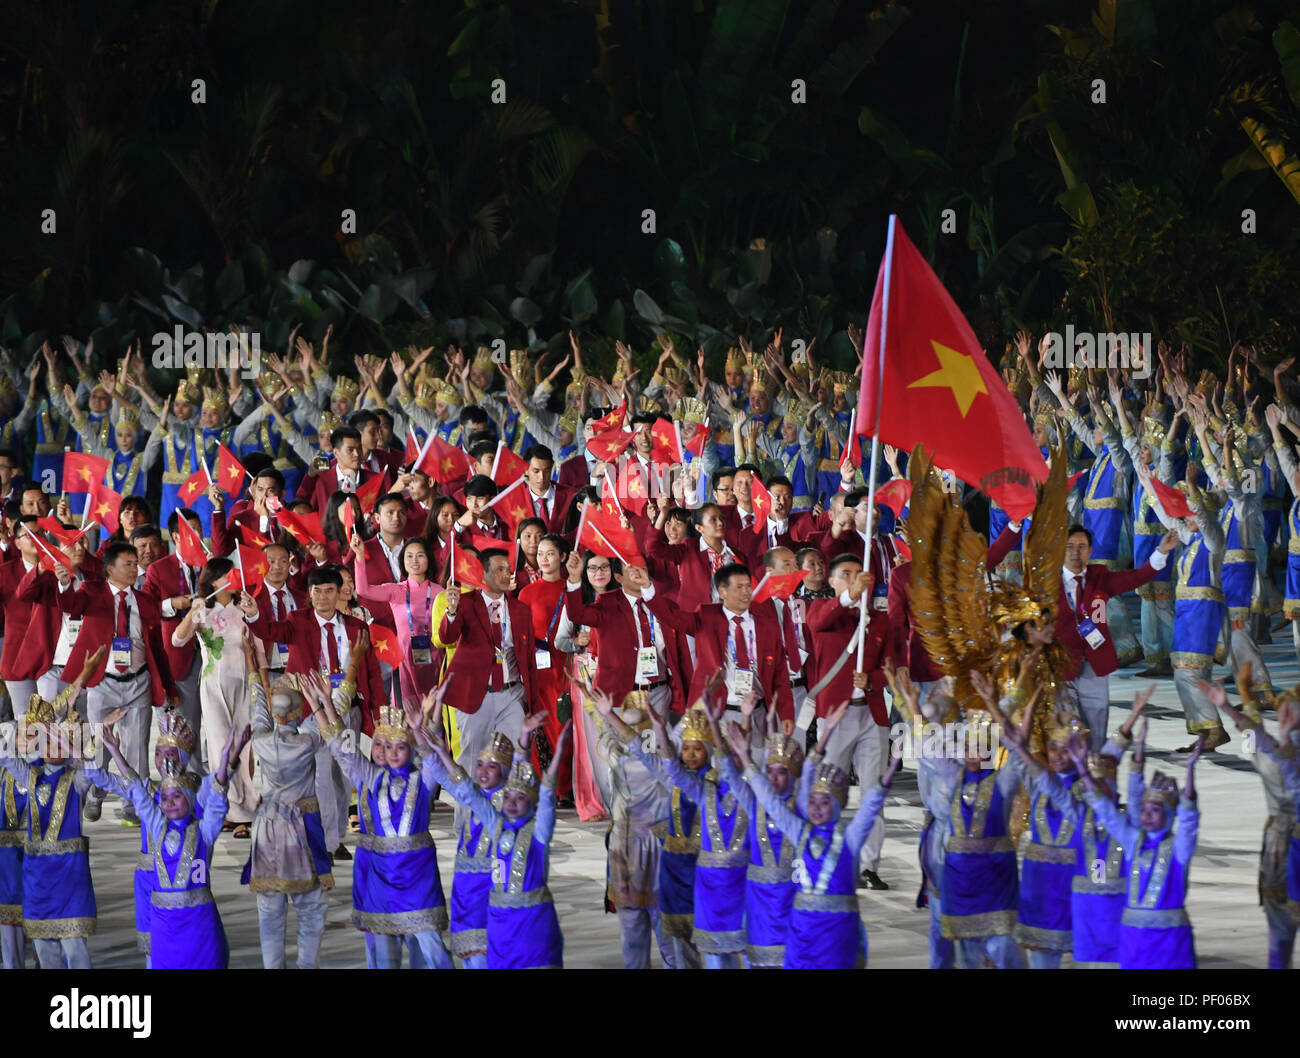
[855, 219, 1047, 520]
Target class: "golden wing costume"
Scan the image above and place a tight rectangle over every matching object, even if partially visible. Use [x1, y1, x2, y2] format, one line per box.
[906, 441, 1072, 752]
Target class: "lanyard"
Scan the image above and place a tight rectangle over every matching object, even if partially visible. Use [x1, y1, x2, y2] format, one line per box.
[405, 581, 433, 636]
[633, 600, 658, 650]
[546, 591, 566, 639]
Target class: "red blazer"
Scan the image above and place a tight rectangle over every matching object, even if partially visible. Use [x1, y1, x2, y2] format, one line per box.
[344, 536, 400, 631]
[557, 454, 590, 491]
[141, 553, 201, 676]
[563, 587, 687, 711]
[643, 527, 762, 615]
[523, 485, 578, 535]
[306, 465, 387, 514]
[249, 607, 385, 734]
[211, 505, 281, 556]
[0, 557, 38, 681]
[755, 595, 817, 686]
[641, 593, 794, 722]
[436, 590, 541, 716]
[756, 510, 820, 552]
[53, 577, 178, 704]
[806, 595, 890, 725]
[252, 581, 308, 625]
[12, 566, 59, 681]
[366, 447, 403, 481]
[1056, 561, 1159, 679]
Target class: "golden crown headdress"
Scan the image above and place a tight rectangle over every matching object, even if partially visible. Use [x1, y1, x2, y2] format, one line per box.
[828, 370, 855, 396]
[1141, 415, 1167, 448]
[202, 386, 228, 413]
[478, 731, 516, 767]
[1046, 711, 1088, 747]
[159, 758, 201, 799]
[565, 372, 587, 400]
[963, 708, 995, 732]
[156, 708, 197, 757]
[177, 378, 203, 405]
[810, 761, 849, 805]
[1141, 773, 1179, 808]
[785, 402, 809, 429]
[259, 370, 286, 398]
[0, 373, 16, 400]
[558, 409, 580, 437]
[724, 347, 746, 373]
[319, 411, 343, 437]
[764, 733, 804, 776]
[676, 396, 708, 426]
[433, 380, 458, 407]
[678, 706, 714, 745]
[472, 346, 496, 375]
[1033, 407, 1056, 428]
[504, 759, 540, 802]
[510, 349, 535, 390]
[615, 690, 651, 730]
[374, 704, 412, 745]
[413, 380, 437, 410]
[331, 376, 359, 404]
[24, 694, 58, 727]
[116, 403, 142, 431]
[640, 397, 664, 416]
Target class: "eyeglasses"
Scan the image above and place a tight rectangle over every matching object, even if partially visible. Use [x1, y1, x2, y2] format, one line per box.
[715, 486, 734, 493]
[587, 563, 612, 572]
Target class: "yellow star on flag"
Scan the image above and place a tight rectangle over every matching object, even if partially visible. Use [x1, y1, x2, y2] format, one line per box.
[441, 457, 454, 473]
[628, 477, 643, 496]
[77, 467, 93, 483]
[907, 340, 987, 418]
[94, 502, 110, 518]
[226, 464, 240, 483]
[510, 504, 528, 523]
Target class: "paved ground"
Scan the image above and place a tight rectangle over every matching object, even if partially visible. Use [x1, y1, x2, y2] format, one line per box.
[37, 629, 1300, 969]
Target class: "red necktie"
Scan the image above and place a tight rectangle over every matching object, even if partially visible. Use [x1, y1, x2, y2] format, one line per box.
[115, 591, 130, 671]
[636, 600, 654, 648]
[780, 600, 800, 660]
[538, 496, 549, 522]
[1074, 573, 1087, 621]
[732, 615, 751, 669]
[274, 589, 285, 621]
[325, 619, 340, 673]
[488, 600, 504, 691]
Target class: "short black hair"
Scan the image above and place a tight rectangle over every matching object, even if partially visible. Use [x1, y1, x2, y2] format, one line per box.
[713, 562, 751, 591]
[374, 409, 394, 428]
[330, 425, 362, 449]
[130, 523, 163, 544]
[307, 566, 344, 589]
[735, 463, 762, 478]
[20, 482, 44, 496]
[375, 492, 407, 513]
[765, 474, 793, 492]
[467, 428, 497, 450]
[1067, 524, 1093, 545]
[524, 444, 554, 466]
[254, 467, 285, 492]
[796, 547, 823, 567]
[103, 541, 138, 568]
[711, 467, 736, 490]
[469, 440, 497, 462]
[538, 532, 570, 558]
[464, 474, 498, 499]
[397, 537, 429, 580]
[460, 405, 490, 428]
[828, 553, 863, 577]
[0, 448, 17, 465]
[349, 409, 381, 430]
[515, 516, 546, 540]
[478, 548, 509, 570]
[630, 413, 658, 427]
[692, 503, 720, 528]
[167, 508, 202, 534]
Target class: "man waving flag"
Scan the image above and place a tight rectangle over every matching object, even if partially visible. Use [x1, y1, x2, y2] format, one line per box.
[856, 218, 1047, 520]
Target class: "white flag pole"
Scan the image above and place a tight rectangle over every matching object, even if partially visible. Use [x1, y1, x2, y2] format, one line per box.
[855, 214, 897, 679]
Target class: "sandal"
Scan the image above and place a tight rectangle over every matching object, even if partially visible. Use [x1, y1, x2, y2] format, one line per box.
[232, 824, 251, 839]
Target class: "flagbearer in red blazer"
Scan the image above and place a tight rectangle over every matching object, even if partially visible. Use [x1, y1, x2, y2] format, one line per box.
[0, 517, 45, 715]
[806, 552, 892, 889]
[240, 564, 383, 857]
[48, 539, 179, 824]
[208, 467, 286, 556]
[1058, 523, 1176, 752]
[306, 426, 386, 513]
[623, 561, 795, 732]
[436, 548, 541, 792]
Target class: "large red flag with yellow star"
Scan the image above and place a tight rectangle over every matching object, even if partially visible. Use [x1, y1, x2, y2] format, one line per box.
[418, 435, 470, 484]
[63, 451, 110, 492]
[856, 219, 1046, 520]
[215, 443, 247, 494]
[86, 480, 122, 533]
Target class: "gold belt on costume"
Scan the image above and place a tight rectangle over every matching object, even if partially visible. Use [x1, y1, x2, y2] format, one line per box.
[357, 831, 434, 853]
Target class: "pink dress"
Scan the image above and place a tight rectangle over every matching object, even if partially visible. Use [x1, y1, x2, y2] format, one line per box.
[351, 567, 445, 703]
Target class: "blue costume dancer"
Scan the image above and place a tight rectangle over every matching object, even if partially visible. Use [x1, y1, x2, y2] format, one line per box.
[633, 704, 748, 969]
[426, 717, 570, 969]
[1073, 738, 1203, 970]
[320, 698, 452, 969]
[0, 768, 27, 968]
[421, 729, 514, 968]
[726, 716, 897, 969]
[715, 732, 805, 968]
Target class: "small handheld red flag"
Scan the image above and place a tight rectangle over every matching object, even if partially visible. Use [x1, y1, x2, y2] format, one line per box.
[354, 474, 384, 516]
[450, 534, 487, 590]
[86, 481, 122, 534]
[751, 568, 808, 603]
[369, 624, 401, 666]
[590, 398, 628, 434]
[1146, 475, 1195, 519]
[875, 478, 913, 518]
[418, 436, 470, 484]
[585, 427, 634, 464]
[216, 444, 247, 494]
[179, 467, 209, 508]
[63, 451, 110, 492]
[174, 510, 209, 568]
[750, 477, 772, 534]
[276, 508, 326, 547]
[491, 443, 529, 487]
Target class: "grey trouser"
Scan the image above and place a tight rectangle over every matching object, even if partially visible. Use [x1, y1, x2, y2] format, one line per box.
[256, 889, 329, 969]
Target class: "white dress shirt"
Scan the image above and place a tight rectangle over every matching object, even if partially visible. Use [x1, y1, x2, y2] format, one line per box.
[377, 534, 403, 581]
[723, 607, 757, 706]
[623, 588, 666, 671]
[315, 610, 352, 673]
[481, 591, 516, 684]
[110, 584, 146, 671]
[159, 558, 196, 619]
